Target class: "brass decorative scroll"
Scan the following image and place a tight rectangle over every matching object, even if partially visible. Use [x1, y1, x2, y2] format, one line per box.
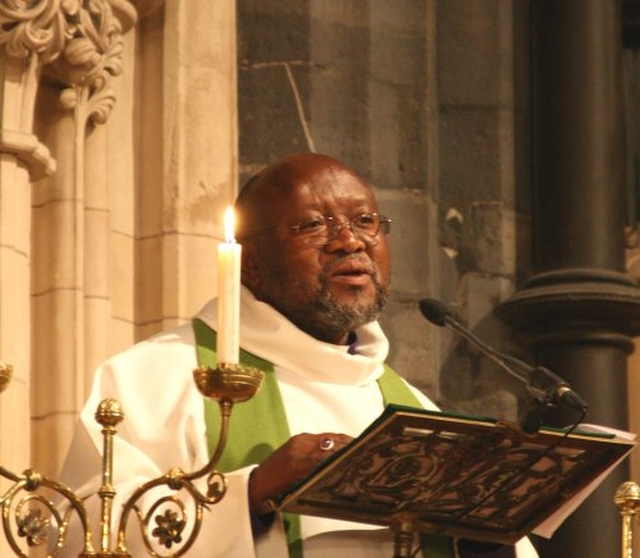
[0, 363, 264, 557]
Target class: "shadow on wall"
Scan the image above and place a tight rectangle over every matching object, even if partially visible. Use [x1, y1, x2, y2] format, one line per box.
[437, 312, 534, 424]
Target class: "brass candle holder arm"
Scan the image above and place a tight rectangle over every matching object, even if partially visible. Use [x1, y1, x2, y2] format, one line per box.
[1, 466, 97, 557]
[106, 363, 264, 557]
[0, 360, 263, 557]
[187, 362, 264, 481]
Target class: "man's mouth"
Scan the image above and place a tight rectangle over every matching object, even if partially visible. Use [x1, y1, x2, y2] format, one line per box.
[328, 260, 373, 285]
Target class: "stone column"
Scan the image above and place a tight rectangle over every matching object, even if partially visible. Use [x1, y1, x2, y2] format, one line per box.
[28, 1, 138, 478]
[0, 10, 56, 554]
[153, 0, 238, 331]
[0, 0, 238, 553]
[0, 0, 138, 514]
[498, 1, 640, 556]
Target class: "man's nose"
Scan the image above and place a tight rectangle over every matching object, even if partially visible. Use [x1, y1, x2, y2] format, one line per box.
[325, 223, 366, 251]
[328, 221, 356, 240]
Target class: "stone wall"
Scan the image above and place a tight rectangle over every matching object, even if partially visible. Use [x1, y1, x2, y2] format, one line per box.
[237, 0, 532, 421]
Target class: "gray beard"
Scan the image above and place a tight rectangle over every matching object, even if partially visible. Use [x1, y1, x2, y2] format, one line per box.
[314, 254, 388, 333]
[260, 254, 389, 343]
[316, 283, 387, 332]
[286, 271, 388, 343]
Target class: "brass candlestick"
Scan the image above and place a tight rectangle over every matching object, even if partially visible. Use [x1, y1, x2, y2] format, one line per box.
[615, 481, 640, 558]
[1, 362, 264, 557]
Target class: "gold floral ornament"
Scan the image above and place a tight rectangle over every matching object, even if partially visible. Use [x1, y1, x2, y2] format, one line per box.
[16, 507, 50, 547]
[0, 361, 264, 556]
[152, 509, 186, 549]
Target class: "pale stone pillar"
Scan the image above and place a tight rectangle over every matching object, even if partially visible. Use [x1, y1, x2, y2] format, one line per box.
[0, 0, 139, 510]
[0, 0, 238, 551]
[156, 0, 238, 330]
[0, 44, 55, 558]
[29, 2, 139, 478]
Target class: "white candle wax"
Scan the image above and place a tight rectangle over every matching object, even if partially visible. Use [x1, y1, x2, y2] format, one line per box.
[217, 206, 242, 364]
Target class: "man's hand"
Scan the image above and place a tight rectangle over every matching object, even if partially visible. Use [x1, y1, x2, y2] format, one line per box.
[249, 432, 352, 515]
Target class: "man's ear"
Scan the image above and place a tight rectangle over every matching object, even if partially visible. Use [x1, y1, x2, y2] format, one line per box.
[241, 245, 262, 293]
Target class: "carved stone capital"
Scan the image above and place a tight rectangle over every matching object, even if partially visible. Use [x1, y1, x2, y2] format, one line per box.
[497, 268, 640, 352]
[0, 1, 147, 128]
[0, 1, 133, 62]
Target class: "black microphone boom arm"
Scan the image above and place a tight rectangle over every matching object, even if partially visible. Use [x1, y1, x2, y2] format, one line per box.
[418, 298, 588, 432]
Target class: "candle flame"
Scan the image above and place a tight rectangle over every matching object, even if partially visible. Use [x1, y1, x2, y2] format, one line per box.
[224, 206, 236, 243]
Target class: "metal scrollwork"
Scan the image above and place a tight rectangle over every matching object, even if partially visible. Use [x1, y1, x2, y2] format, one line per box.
[0, 363, 264, 556]
[1, 465, 96, 556]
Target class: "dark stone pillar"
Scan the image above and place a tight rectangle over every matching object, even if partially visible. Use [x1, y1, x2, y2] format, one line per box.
[498, 1, 640, 557]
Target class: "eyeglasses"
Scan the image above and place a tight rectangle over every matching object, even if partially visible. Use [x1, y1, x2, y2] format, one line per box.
[241, 213, 392, 246]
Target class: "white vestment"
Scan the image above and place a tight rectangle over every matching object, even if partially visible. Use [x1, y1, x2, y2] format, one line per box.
[59, 287, 538, 558]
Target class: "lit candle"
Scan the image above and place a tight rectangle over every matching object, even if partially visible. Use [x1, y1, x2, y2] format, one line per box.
[217, 206, 242, 364]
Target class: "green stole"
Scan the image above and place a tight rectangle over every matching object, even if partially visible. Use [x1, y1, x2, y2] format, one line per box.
[193, 319, 454, 558]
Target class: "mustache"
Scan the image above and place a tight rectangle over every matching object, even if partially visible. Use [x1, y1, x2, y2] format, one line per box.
[321, 253, 376, 276]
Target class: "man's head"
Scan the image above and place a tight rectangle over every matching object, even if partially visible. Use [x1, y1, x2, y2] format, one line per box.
[235, 153, 391, 345]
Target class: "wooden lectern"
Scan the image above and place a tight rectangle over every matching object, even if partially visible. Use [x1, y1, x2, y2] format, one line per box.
[275, 405, 635, 557]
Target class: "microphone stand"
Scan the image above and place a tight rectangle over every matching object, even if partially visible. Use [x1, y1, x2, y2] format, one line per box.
[441, 313, 587, 434]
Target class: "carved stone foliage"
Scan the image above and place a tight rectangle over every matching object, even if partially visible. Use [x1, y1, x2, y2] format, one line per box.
[0, 1, 139, 127]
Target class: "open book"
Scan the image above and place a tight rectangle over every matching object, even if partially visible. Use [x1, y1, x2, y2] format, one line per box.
[275, 405, 636, 545]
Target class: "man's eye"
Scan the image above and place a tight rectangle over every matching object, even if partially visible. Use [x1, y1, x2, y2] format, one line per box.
[354, 214, 377, 229]
[297, 217, 326, 233]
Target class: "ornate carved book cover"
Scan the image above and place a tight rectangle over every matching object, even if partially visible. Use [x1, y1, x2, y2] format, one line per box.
[275, 405, 636, 545]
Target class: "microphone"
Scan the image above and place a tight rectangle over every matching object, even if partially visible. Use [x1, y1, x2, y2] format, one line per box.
[419, 298, 588, 429]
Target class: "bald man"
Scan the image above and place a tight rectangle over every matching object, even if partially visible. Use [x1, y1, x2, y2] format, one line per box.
[61, 153, 538, 558]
